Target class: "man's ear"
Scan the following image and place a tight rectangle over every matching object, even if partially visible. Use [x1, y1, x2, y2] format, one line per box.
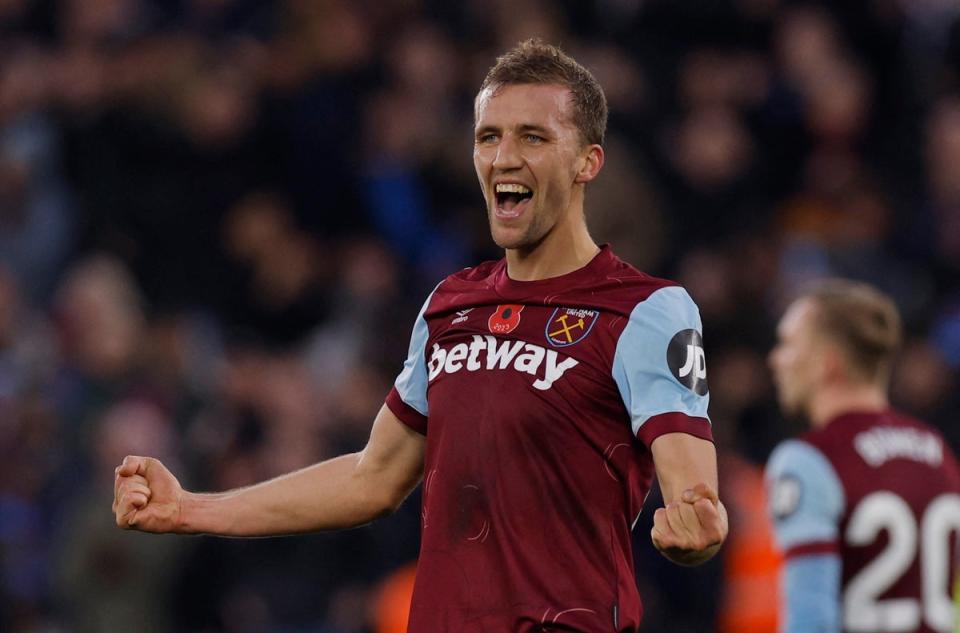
[574, 144, 605, 184]
[820, 346, 848, 384]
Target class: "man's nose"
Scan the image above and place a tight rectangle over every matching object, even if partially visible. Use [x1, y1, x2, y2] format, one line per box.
[492, 134, 522, 170]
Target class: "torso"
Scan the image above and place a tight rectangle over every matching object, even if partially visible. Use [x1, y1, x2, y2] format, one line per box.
[772, 410, 960, 633]
[387, 246, 712, 632]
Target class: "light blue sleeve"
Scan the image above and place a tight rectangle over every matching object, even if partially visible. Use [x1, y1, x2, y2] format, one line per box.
[611, 286, 711, 436]
[764, 439, 846, 552]
[781, 554, 842, 633]
[393, 287, 438, 417]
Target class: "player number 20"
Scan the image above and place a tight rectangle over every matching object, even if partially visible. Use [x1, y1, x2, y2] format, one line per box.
[844, 492, 960, 632]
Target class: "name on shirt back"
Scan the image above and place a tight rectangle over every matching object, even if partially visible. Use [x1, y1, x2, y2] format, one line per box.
[853, 426, 943, 468]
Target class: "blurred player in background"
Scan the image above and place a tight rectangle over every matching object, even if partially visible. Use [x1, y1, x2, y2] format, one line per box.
[113, 39, 726, 632]
[766, 280, 960, 633]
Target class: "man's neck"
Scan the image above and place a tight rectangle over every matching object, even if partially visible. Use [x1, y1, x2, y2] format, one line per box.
[505, 218, 599, 282]
[808, 383, 889, 429]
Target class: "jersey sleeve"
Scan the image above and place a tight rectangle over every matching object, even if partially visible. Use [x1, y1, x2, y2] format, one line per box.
[385, 287, 438, 435]
[611, 286, 712, 447]
[781, 554, 842, 633]
[764, 439, 846, 557]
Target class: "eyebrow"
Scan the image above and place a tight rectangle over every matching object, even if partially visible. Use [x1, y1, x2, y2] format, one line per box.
[518, 124, 552, 136]
[474, 123, 554, 137]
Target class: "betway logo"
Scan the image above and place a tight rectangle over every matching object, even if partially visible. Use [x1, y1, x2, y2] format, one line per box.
[427, 335, 578, 391]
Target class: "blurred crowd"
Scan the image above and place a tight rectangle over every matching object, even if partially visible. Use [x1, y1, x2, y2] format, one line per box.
[2, 0, 960, 631]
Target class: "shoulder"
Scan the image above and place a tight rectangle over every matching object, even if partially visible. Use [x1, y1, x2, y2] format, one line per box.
[766, 438, 835, 483]
[418, 259, 504, 315]
[625, 285, 701, 327]
[589, 250, 694, 320]
[889, 410, 953, 446]
[607, 262, 707, 404]
[880, 410, 960, 474]
[601, 252, 684, 309]
[446, 259, 503, 284]
[765, 439, 846, 551]
[613, 285, 704, 372]
[545, 246, 684, 314]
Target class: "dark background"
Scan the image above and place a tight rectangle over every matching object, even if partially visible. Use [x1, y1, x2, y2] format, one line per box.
[2, 0, 960, 631]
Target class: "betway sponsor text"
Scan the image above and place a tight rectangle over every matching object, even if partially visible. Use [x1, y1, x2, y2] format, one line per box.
[427, 335, 578, 391]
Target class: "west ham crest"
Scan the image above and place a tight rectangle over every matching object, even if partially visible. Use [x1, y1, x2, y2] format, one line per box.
[545, 307, 599, 347]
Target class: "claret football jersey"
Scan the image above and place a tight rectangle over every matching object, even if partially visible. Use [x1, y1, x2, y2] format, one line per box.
[766, 410, 960, 633]
[385, 245, 712, 632]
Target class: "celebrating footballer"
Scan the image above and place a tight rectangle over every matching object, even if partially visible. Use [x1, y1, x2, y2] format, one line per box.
[114, 39, 727, 632]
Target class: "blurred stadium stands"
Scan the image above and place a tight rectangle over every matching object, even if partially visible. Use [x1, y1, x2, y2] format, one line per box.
[2, 0, 960, 631]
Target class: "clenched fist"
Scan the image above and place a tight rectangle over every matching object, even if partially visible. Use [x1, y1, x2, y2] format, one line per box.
[113, 455, 184, 533]
[651, 482, 728, 566]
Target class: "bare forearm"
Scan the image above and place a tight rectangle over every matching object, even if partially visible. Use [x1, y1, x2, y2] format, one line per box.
[652, 435, 718, 503]
[113, 406, 425, 537]
[178, 453, 405, 536]
[649, 433, 728, 566]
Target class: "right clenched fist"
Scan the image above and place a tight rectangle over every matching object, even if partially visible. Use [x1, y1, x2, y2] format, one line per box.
[113, 455, 184, 533]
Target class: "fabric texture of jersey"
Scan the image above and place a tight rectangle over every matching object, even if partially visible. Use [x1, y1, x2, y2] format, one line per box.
[765, 410, 960, 633]
[385, 245, 712, 632]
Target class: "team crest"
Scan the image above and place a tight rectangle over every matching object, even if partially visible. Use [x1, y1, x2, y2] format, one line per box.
[545, 307, 599, 347]
[488, 304, 524, 334]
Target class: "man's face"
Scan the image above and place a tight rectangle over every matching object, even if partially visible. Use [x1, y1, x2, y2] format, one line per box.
[769, 298, 825, 419]
[473, 83, 588, 251]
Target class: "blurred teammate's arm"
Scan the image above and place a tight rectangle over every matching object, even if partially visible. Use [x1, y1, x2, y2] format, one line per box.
[781, 554, 841, 633]
[765, 439, 845, 633]
[649, 432, 728, 566]
[113, 404, 425, 536]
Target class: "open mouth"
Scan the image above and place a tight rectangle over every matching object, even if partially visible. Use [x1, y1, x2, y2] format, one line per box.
[494, 183, 533, 218]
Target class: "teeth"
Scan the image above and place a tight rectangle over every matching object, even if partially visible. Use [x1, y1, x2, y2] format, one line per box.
[495, 183, 531, 194]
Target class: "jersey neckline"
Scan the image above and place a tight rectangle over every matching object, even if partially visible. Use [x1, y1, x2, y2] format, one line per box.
[493, 244, 615, 298]
[821, 408, 895, 431]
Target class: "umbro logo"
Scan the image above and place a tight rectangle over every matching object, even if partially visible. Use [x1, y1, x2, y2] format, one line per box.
[452, 309, 474, 325]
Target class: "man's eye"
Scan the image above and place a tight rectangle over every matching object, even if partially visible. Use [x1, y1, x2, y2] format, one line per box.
[524, 134, 544, 144]
[478, 133, 498, 144]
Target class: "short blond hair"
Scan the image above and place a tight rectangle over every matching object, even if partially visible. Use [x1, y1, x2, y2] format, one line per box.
[800, 279, 902, 384]
[479, 38, 608, 147]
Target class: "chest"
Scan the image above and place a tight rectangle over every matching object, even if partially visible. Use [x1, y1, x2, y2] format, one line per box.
[424, 303, 620, 394]
[421, 302, 632, 446]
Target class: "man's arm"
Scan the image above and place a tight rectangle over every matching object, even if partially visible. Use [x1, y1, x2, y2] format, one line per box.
[765, 439, 845, 633]
[781, 554, 842, 633]
[113, 404, 425, 536]
[649, 432, 728, 566]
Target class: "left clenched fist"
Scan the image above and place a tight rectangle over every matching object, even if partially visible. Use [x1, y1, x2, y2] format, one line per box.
[651, 482, 728, 566]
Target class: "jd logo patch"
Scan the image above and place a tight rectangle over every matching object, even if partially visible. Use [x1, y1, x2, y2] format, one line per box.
[488, 305, 524, 334]
[545, 307, 599, 347]
[667, 329, 708, 395]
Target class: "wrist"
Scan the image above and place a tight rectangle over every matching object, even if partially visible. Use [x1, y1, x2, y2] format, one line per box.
[179, 490, 240, 536]
[177, 491, 206, 535]
[659, 541, 721, 567]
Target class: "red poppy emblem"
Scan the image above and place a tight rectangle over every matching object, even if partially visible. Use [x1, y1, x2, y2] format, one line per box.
[488, 304, 525, 334]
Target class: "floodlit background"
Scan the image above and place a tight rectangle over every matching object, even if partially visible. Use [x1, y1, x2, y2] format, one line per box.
[2, 0, 960, 631]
